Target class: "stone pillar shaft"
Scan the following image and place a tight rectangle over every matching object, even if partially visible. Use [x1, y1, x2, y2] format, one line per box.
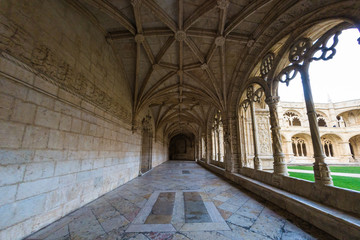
[222, 117, 234, 172]
[266, 97, 288, 176]
[250, 101, 262, 170]
[300, 65, 333, 185]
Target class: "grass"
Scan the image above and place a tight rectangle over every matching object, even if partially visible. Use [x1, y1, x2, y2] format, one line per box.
[288, 166, 360, 174]
[289, 172, 360, 191]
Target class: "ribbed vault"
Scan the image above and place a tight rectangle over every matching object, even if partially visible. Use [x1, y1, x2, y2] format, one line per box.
[69, 0, 360, 140]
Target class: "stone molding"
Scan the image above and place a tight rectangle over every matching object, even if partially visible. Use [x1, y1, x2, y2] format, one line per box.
[0, 52, 132, 129]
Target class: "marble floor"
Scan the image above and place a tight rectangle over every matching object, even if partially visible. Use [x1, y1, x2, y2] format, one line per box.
[26, 161, 335, 240]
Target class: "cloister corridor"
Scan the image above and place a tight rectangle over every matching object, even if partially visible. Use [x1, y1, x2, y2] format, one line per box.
[1, 1, 360, 239]
[26, 161, 333, 240]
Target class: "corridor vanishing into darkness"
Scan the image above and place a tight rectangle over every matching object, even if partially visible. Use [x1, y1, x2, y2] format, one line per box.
[26, 161, 333, 240]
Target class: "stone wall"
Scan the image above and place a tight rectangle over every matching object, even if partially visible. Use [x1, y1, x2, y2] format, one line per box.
[0, 0, 132, 123]
[0, 55, 166, 240]
[0, 1, 168, 239]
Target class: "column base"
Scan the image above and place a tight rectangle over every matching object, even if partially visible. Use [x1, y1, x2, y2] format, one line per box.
[273, 161, 288, 176]
[254, 156, 262, 170]
[313, 162, 333, 186]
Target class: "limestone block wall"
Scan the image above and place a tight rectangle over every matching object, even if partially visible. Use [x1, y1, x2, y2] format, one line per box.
[0, 1, 169, 239]
[152, 140, 168, 167]
[0, 57, 168, 239]
[0, 68, 138, 239]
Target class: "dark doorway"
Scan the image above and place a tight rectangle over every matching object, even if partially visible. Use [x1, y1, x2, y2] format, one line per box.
[169, 134, 195, 160]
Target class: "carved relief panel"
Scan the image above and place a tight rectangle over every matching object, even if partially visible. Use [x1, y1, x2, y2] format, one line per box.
[256, 111, 273, 155]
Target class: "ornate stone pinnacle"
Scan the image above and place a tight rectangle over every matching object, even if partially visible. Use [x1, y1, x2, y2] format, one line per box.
[217, 0, 229, 9]
[134, 34, 144, 43]
[200, 63, 208, 70]
[152, 64, 160, 70]
[215, 36, 225, 47]
[175, 30, 187, 42]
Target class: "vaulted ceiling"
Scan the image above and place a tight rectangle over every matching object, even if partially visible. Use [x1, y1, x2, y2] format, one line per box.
[67, 0, 358, 139]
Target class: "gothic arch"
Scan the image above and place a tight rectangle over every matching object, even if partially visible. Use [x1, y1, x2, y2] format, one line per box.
[349, 134, 360, 161]
[289, 133, 314, 163]
[283, 110, 302, 127]
[238, 83, 273, 170]
[320, 134, 346, 162]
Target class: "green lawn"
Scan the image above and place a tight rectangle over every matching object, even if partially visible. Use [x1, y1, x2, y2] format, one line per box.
[288, 166, 360, 174]
[289, 172, 360, 191]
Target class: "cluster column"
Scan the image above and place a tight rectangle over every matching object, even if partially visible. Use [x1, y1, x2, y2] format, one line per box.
[300, 66, 333, 185]
[249, 101, 262, 170]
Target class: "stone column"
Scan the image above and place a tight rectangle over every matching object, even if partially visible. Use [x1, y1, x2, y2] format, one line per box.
[266, 96, 288, 176]
[284, 139, 294, 162]
[341, 141, 353, 163]
[222, 118, 233, 172]
[216, 127, 221, 162]
[207, 130, 212, 164]
[250, 101, 262, 170]
[300, 66, 333, 185]
[239, 115, 246, 168]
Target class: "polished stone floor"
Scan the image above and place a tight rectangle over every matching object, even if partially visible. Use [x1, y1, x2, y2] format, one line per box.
[26, 161, 335, 240]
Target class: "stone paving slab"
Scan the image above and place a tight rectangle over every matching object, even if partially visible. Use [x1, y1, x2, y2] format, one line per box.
[26, 161, 335, 240]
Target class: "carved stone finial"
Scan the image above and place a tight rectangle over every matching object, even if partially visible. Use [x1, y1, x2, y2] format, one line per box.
[215, 36, 225, 47]
[134, 34, 144, 43]
[175, 30, 187, 41]
[200, 63, 208, 70]
[217, 0, 229, 9]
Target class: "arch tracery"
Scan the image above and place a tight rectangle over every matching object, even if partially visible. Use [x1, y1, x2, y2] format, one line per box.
[235, 19, 360, 185]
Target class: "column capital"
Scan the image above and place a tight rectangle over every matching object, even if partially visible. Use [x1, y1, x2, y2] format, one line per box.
[265, 96, 280, 105]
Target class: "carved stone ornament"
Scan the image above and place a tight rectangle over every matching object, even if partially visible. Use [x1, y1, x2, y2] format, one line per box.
[0, 17, 132, 124]
[277, 64, 300, 86]
[215, 36, 226, 47]
[200, 63, 208, 70]
[246, 85, 254, 99]
[131, 0, 142, 7]
[246, 39, 255, 48]
[253, 88, 264, 103]
[311, 31, 341, 62]
[152, 63, 160, 71]
[289, 38, 311, 63]
[241, 99, 250, 111]
[175, 30, 187, 42]
[217, 0, 230, 10]
[260, 52, 274, 78]
[135, 34, 145, 43]
[142, 115, 153, 132]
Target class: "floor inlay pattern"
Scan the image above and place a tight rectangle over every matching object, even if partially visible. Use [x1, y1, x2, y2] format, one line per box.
[26, 161, 335, 240]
